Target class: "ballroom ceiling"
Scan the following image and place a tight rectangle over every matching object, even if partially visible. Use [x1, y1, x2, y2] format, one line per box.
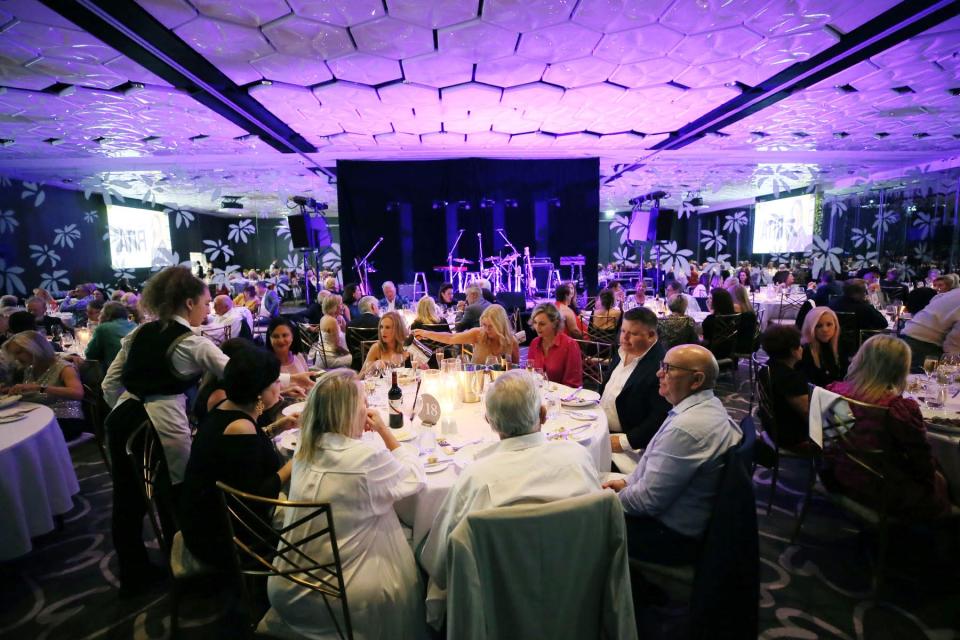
[0, 0, 957, 217]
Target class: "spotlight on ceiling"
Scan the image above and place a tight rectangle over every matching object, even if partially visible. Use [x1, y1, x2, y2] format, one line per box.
[289, 195, 328, 216]
[220, 196, 243, 210]
[504, 198, 518, 208]
[688, 197, 704, 207]
[547, 197, 561, 207]
[479, 198, 496, 209]
[431, 199, 449, 210]
[457, 200, 471, 211]
[628, 190, 669, 206]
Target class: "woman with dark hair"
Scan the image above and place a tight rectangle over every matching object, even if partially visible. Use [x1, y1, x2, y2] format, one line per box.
[180, 347, 294, 568]
[101, 266, 314, 594]
[266, 316, 308, 375]
[342, 282, 361, 320]
[758, 325, 810, 448]
[701, 287, 737, 358]
[589, 288, 621, 336]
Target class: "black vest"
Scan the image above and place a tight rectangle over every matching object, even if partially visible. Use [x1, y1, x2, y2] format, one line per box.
[122, 320, 200, 397]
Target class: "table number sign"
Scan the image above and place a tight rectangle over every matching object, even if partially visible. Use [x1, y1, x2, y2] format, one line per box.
[419, 394, 441, 426]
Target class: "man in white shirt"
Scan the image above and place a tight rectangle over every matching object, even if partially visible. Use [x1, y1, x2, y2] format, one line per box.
[603, 344, 741, 565]
[209, 295, 253, 339]
[901, 286, 960, 369]
[420, 371, 601, 621]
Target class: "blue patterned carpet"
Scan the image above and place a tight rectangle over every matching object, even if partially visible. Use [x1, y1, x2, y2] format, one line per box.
[2, 373, 958, 639]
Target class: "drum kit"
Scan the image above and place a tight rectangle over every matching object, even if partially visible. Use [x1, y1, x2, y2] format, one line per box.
[434, 252, 523, 293]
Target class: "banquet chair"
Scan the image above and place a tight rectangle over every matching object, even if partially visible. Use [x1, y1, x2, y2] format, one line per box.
[446, 491, 637, 640]
[216, 481, 353, 640]
[755, 367, 818, 542]
[126, 422, 218, 636]
[859, 328, 887, 347]
[704, 313, 741, 378]
[76, 358, 110, 472]
[631, 414, 759, 639]
[200, 324, 232, 346]
[770, 292, 807, 325]
[297, 322, 319, 353]
[345, 327, 378, 371]
[834, 311, 859, 359]
[574, 338, 614, 390]
[732, 313, 761, 385]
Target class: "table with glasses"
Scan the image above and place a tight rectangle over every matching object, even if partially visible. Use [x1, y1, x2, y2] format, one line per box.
[905, 363, 960, 499]
[276, 372, 610, 549]
[0, 402, 79, 561]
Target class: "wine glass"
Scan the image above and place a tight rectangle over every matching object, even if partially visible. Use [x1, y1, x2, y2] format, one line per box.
[484, 355, 499, 371]
[922, 356, 939, 383]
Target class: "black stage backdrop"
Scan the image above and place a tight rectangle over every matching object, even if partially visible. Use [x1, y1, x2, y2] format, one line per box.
[337, 158, 600, 294]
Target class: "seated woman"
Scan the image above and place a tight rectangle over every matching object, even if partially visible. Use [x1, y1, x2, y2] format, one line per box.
[266, 316, 308, 375]
[2, 330, 85, 439]
[361, 310, 412, 376]
[413, 304, 520, 366]
[822, 335, 950, 520]
[180, 347, 294, 569]
[526, 303, 582, 388]
[729, 284, 758, 351]
[758, 325, 811, 449]
[265, 369, 425, 640]
[657, 295, 699, 350]
[701, 288, 738, 359]
[310, 295, 353, 369]
[409, 295, 449, 332]
[85, 301, 137, 370]
[587, 288, 620, 343]
[799, 307, 846, 387]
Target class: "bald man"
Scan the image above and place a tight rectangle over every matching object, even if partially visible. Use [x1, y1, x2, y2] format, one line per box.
[603, 344, 742, 565]
[211, 294, 253, 339]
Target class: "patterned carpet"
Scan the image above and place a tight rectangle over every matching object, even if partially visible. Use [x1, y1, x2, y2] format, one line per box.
[2, 372, 958, 639]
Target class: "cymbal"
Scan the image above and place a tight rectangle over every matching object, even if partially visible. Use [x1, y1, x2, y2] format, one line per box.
[483, 256, 501, 263]
[452, 258, 474, 265]
[435, 265, 468, 272]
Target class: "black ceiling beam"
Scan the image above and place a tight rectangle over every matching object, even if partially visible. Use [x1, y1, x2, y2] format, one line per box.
[41, 0, 317, 155]
[650, 0, 960, 153]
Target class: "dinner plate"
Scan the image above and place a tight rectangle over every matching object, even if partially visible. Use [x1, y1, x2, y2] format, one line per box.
[391, 428, 419, 442]
[277, 429, 300, 451]
[281, 402, 306, 417]
[560, 390, 600, 407]
[423, 459, 452, 473]
[566, 410, 598, 421]
[0, 395, 21, 409]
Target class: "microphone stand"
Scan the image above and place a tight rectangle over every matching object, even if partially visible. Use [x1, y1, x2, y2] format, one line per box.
[447, 229, 466, 292]
[477, 233, 484, 288]
[356, 236, 383, 296]
[496, 228, 520, 292]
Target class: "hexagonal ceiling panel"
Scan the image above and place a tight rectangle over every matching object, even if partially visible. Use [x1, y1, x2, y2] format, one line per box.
[0, 0, 956, 219]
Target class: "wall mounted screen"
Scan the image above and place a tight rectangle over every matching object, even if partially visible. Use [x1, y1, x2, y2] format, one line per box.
[751, 193, 815, 253]
[107, 205, 172, 269]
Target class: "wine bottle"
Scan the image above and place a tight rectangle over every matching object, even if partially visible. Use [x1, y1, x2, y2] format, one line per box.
[388, 371, 403, 429]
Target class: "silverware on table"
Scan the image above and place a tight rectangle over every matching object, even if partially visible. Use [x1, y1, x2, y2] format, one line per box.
[561, 387, 583, 402]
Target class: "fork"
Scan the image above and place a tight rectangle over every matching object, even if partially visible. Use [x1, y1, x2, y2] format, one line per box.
[561, 387, 583, 402]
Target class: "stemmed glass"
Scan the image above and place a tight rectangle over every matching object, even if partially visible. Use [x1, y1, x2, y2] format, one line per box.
[922, 356, 939, 384]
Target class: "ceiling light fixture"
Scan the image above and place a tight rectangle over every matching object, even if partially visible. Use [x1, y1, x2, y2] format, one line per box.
[220, 196, 243, 210]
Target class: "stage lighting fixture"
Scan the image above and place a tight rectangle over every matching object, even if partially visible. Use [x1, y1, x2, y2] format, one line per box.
[432, 199, 449, 210]
[689, 196, 704, 207]
[479, 198, 496, 209]
[504, 198, 518, 208]
[220, 196, 243, 210]
[457, 200, 471, 210]
[547, 198, 561, 207]
[385, 201, 400, 212]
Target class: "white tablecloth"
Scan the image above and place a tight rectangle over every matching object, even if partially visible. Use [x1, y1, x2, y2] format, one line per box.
[52, 312, 76, 329]
[0, 403, 79, 561]
[905, 375, 960, 499]
[278, 379, 610, 550]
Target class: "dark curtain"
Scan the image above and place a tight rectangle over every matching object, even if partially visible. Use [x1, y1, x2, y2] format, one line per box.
[336, 158, 600, 293]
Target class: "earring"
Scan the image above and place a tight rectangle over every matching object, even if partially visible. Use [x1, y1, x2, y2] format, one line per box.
[255, 396, 265, 417]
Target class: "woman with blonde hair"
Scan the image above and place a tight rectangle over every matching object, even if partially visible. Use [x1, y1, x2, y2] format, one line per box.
[729, 284, 753, 314]
[799, 306, 845, 387]
[361, 310, 411, 375]
[413, 303, 520, 365]
[311, 294, 352, 368]
[2, 330, 84, 438]
[410, 295, 443, 329]
[822, 335, 949, 520]
[32, 287, 59, 312]
[265, 369, 425, 640]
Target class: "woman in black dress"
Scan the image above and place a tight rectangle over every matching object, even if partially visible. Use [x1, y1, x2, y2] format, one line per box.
[180, 347, 295, 569]
[798, 306, 846, 387]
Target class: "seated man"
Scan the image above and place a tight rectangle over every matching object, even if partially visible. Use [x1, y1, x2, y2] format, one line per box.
[420, 371, 600, 617]
[254, 280, 280, 326]
[25, 295, 64, 335]
[666, 280, 700, 317]
[601, 307, 671, 457]
[454, 285, 489, 332]
[59, 284, 94, 314]
[603, 345, 742, 565]
[828, 279, 888, 331]
[379, 280, 408, 313]
[210, 294, 253, 339]
[901, 286, 960, 370]
[347, 295, 380, 330]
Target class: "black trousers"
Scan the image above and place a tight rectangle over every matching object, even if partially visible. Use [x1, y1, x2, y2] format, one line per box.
[105, 399, 179, 584]
[624, 515, 700, 566]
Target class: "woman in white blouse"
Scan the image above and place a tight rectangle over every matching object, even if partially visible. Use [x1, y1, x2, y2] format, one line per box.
[265, 369, 426, 640]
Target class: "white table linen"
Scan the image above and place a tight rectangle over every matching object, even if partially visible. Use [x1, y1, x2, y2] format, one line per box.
[905, 375, 960, 499]
[0, 403, 79, 561]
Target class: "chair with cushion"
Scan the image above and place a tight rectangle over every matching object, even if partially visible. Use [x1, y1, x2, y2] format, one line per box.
[77, 359, 109, 471]
[770, 292, 807, 325]
[126, 422, 218, 636]
[216, 481, 353, 640]
[345, 326, 378, 371]
[755, 367, 818, 541]
[704, 313, 741, 375]
[732, 313, 761, 385]
[833, 311, 859, 360]
[446, 491, 637, 640]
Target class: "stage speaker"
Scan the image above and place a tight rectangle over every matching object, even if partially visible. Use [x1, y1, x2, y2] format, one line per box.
[655, 209, 675, 241]
[289, 214, 333, 250]
[496, 291, 526, 314]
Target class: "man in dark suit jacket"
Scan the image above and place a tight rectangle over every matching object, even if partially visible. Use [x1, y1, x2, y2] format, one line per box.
[347, 296, 380, 330]
[455, 286, 490, 332]
[600, 306, 672, 454]
[26, 296, 65, 335]
[828, 279, 888, 331]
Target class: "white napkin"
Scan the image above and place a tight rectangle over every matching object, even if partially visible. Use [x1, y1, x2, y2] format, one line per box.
[808, 386, 851, 448]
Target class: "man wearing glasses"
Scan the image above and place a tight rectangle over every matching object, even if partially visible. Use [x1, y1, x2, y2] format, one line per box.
[603, 344, 741, 565]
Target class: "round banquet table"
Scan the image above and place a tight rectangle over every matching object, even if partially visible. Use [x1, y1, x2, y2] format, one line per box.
[277, 376, 610, 550]
[905, 375, 960, 500]
[0, 403, 79, 561]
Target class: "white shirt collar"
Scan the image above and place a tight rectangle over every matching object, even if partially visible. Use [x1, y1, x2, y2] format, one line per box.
[669, 389, 715, 416]
[172, 315, 192, 329]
